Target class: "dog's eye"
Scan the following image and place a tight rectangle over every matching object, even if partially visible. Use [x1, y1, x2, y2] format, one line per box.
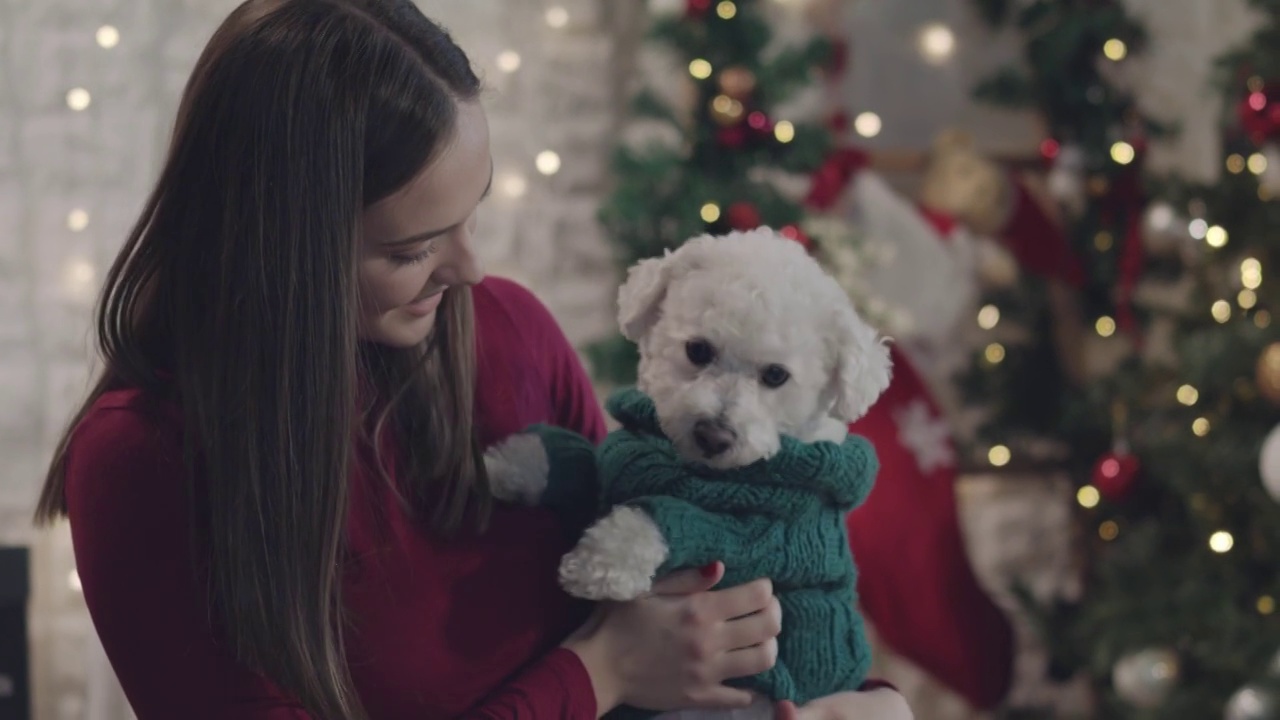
[685, 339, 716, 367]
[760, 365, 790, 388]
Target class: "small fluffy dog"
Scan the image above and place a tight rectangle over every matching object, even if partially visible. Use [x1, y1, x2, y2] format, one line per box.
[485, 228, 893, 719]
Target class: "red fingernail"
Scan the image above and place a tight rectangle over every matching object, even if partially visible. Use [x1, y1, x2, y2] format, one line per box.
[700, 561, 719, 578]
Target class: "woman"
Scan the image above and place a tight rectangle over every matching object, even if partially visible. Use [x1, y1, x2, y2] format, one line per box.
[33, 1, 913, 718]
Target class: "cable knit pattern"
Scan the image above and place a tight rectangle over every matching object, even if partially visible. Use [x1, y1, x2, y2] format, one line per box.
[595, 388, 877, 713]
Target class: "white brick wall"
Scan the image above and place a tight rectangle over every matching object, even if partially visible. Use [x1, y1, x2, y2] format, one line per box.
[1, 1, 620, 717]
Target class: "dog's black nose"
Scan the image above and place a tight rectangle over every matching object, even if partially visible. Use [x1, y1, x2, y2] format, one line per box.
[693, 419, 736, 457]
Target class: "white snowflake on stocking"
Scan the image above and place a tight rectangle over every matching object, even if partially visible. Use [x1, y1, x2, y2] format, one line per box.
[893, 399, 956, 473]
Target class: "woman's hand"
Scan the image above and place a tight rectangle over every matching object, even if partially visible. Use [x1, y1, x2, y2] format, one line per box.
[562, 561, 782, 716]
[775, 688, 914, 720]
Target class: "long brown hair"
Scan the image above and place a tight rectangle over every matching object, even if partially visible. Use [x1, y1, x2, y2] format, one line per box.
[33, 1, 488, 717]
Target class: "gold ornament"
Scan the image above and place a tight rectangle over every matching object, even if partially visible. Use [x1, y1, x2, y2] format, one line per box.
[717, 65, 757, 100]
[709, 94, 745, 126]
[1259, 342, 1280, 405]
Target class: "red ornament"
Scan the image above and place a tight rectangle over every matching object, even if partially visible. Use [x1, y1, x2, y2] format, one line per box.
[1237, 85, 1280, 144]
[1091, 450, 1141, 502]
[1039, 138, 1060, 160]
[803, 147, 869, 211]
[726, 201, 762, 231]
[826, 110, 850, 135]
[780, 224, 813, 251]
[686, 0, 712, 18]
[716, 125, 749, 148]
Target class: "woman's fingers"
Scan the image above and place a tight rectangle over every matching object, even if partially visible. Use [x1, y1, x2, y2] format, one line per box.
[653, 561, 724, 595]
[718, 636, 779, 679]
[720, 595, 782, 650]
[710, 576, 775, 620]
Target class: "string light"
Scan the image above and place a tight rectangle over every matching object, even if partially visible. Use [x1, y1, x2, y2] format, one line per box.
[988, 445, 1011, 467]
[535, 150, 561, 175]
[1240, 289, 1258, 309]
[1209, 530, 1234, 553]
[544, 6, 569, 28]
[689, 58, 713, 79]
[1188, 218, 1208, 239]
[1227, 154, 1247, 174]
[66, 87, 91, 111]
[917, 23, 955, 64]
[700, 202, 721, 223]
[497, 50, 522, 73]
[984, 342, 1005, 364]
[1249, 153, 1268, 174]
[716, 1, 737, 19]
[66, 208, 89, 231]
[1099, 520, 1119, 541]
[1096, 316, 1116, 337]
[1257, 310, 1273, 329]
[1148, 203, 1174, 230]
[1192, 417, 1211, 436]
[977, 304, 1000, 330]
[1212, 300, 1232, 323]
[1103, 38, 1127, 61]
[1242, 258, 1262, 288]
[1094, 231, 1113, 251]
[1205, 225, 1228, 248]
[773, 121, 795, 143]
[63, 258, 95, 296]
[95, 25, 119, 49]
[1077, 485, 1101, 508]
[497, 172, 527, 198]
[1259, 596, 1276, 615]
[1111, 141, 1135, 165]
[853, 112, 881, 138]
[1176, 384, 1199, 406]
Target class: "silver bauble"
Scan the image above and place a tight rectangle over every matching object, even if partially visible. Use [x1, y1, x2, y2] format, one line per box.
[1113, 647, 1180, 709]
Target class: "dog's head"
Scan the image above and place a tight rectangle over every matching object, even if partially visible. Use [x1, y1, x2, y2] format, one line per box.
[617, 228, 892, 469]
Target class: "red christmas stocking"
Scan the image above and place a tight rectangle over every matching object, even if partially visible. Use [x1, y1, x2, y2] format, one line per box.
[848, 346, 1014, 709]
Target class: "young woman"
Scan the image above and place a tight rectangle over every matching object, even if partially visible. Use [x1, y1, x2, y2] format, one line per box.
[33, 1, 913, 718]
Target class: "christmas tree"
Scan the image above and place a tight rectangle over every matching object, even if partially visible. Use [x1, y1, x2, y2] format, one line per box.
[588, 0, 842, 384]
[969, 1, 1280, 717]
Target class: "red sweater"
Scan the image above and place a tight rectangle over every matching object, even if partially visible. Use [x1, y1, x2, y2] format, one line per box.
[64, 277, 608, 719]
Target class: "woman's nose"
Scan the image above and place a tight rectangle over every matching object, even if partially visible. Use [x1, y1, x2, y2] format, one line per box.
[435, 223, 484, 287]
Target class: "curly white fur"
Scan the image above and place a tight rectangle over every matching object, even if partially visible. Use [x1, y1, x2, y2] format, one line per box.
[558, 505, 668, 600]
[616, 228, 891, 469]
[483, 432, 550, 505]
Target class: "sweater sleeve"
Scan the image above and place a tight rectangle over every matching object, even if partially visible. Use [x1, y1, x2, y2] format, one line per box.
[458, 648, 597, 719]
[64, 404, 314, 719]
[64, 403, 599, 720]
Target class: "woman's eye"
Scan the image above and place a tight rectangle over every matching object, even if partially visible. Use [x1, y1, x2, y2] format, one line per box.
[390, 240, 438, 266]
[390, 249, 432, 266]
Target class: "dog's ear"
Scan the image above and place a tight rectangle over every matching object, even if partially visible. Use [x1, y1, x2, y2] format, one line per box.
[617, 253, 672, 342]
[829, 308, 893, 422]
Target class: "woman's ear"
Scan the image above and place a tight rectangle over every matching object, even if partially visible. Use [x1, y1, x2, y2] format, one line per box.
[617, 253, 673, 342]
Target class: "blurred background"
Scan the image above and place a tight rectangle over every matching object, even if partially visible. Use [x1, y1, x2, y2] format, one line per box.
[2, 0, 1279, 718]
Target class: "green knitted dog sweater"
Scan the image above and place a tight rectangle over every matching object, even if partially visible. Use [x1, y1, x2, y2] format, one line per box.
[524, 387, 878, 716]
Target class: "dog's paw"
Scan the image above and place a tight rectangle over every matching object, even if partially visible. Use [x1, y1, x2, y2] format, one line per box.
[483, 433, 550, 505]
[558, 505, 668, 601]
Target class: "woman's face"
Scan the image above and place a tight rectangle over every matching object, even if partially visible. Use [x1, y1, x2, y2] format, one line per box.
[358, 101, 490, 347]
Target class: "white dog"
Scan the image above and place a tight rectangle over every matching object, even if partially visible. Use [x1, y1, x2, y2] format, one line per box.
[484, 228, 893, 718]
